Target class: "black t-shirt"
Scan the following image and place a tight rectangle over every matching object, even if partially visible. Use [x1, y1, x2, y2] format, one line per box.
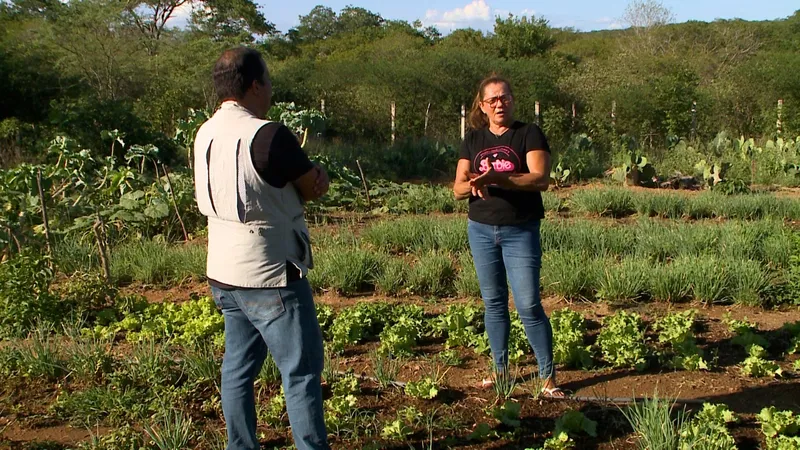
[251, 123, 315, 188]
[459, 121, 550, 225]
[209, 123, 312, 290]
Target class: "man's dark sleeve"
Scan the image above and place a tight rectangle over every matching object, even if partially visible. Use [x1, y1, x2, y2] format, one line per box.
[525, 124, 551, 154]
[251, 123, 315, 188]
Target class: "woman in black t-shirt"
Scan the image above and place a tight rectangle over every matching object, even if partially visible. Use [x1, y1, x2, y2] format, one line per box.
[453, 75, 563, 398]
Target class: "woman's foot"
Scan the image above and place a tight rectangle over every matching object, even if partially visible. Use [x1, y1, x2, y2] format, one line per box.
[540, 378, 567, 398]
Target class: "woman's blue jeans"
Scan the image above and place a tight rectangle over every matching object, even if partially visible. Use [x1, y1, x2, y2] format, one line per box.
[467, 218, 555, 380]
[211, 279, 330, 450]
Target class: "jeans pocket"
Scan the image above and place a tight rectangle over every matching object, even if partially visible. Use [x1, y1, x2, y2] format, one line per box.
[237, 288, 287, 323]
[210, 287, 225, 310]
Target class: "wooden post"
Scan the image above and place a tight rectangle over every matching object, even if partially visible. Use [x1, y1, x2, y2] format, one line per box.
[391, 101, 396, 144]
[691, 100, 697, 140]
[36, 168, 52, 259]
[777, 99, 783, 136]
[321, 99, 326, 115]
[535, 101, 541, 125]
[460, 104, 466, 140]
[571, 103, 577, 130]
[355, 160, 371, 210]
[161, 164, 189, 242]
[93, 215, 111, 282]
[424, 102, 431, 136]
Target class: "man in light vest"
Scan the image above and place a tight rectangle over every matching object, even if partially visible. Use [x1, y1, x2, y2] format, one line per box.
[194, 47, 330, 450]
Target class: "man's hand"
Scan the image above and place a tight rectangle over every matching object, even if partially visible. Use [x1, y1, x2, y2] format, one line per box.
[313, 164, 329, 196]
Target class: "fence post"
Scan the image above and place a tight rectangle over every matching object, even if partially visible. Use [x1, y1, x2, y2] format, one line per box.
[320, 99, 325, 115]
[535, 101, 541, 126]
[691, 100, 697, 140]
[391, 101, 396, 144]
[777, 99, 783, 136]
[461, 104, 466, 140]
[36, 168, 52, 261]
[572, 103, 577, 130]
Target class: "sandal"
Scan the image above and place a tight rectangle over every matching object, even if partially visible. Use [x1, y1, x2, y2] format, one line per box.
[541, 386, 567, 398]
[478, 378, 494, 389]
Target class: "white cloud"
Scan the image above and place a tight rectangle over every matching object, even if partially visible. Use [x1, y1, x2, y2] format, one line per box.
[595, 16, 623, 29]
[166, 2, 195, 27]
[424, 1, 543, 32]
[425, 0, 491, 29]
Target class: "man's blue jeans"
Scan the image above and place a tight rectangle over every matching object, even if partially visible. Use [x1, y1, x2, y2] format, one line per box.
[467, 218, 555, 380]
[211, 279, 329, 450]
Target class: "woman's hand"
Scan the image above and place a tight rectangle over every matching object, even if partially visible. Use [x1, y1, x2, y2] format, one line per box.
[469, 159, 499, 199]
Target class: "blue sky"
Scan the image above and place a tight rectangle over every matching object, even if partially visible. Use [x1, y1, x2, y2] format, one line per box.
[263, 0, 799, 34]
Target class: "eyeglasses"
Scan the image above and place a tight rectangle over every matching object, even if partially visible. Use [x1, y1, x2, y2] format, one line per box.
[482, 95, 513, 107]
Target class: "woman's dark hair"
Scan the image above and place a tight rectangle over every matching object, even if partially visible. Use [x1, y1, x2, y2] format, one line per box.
[212, 47, 267, 101]
[468, 74, 513, 130]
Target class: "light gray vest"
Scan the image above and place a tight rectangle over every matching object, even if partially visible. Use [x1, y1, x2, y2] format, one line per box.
[193, 101, 313, 288]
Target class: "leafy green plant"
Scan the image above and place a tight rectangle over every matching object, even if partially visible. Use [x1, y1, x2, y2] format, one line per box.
[740, 345, 782, 378]
[0, 252, 62, 338]
[329, 302, 391, 353]
[258, 387, 286, 428]
[758, 407, 800, 450]
[555, 410, 598, 438]
[550, 308, 593, 369]
[436, 349, 463, 367]
[597, 311, 649, 370]
[655, 310, 708, 371]
[405, 369, 446, 400]
[491, 400, 521, 428]
[541, 431, 576, 449]
[678, 403, 738, 450]
[436, 304, 484, 349]
[379, 312, 424, 357]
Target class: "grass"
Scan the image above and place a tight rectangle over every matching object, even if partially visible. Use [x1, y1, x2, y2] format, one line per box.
[567, 187, 800, 221]
[308, 247, 385, 295]
[181, 344, 220, 385]
[541, 250, 601, 301]
[596, 259, 650, 302]
[569, 187, 635, 217]
[144, 409, 195, 450]
[14, 327, 68, 380]
[259, 352, 281, 385]
[369, 349, 402, 390]
[361, 215, 467, 254]
[619, 393, 686, 450]
[454, 252, 481, 298]
[648, 260, 692, 303]
[53, 384, 150, 427]
[109, 239, 206, 285]
[406, 252, 456, 297]
[375, 258, 408, 296]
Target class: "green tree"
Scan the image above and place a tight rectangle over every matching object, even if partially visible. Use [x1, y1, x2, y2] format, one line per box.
[493, 14, 555, 58]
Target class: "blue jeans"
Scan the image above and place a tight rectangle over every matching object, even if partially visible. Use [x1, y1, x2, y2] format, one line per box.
[467, 219, 555, 380]
[211, 279, 329, 450]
